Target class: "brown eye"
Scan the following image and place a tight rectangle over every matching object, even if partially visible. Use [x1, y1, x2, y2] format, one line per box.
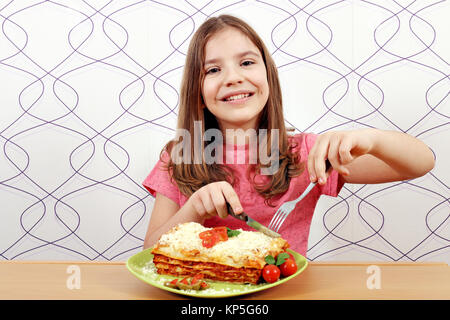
[206, 67, 220, 74]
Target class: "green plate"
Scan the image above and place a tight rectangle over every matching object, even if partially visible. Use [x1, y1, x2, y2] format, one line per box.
[126, 247, 308, 298]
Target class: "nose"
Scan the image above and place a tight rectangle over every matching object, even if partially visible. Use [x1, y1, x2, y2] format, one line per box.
[224, 66, 243, 87]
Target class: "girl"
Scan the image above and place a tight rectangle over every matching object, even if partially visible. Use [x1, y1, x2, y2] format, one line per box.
[142, 15, 435, 256]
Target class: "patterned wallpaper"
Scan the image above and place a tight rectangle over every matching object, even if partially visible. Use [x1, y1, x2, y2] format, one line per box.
[0, 0, 448, 263]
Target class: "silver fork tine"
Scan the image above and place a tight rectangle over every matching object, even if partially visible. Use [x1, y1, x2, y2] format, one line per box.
[268, 181, 318, 232]
[268, 160, 332, 232]
[270, 210, 287, 232]
[268, 208, 285, 231]
[268, 205, 289, 230]
[273, 205, 295, 232]
[273, 210, 290, 233]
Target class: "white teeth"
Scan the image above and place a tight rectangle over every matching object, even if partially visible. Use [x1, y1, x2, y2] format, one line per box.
[225, 93, 250, 101]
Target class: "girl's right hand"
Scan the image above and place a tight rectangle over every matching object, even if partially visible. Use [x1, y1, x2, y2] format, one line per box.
[187, 181, 243, 219]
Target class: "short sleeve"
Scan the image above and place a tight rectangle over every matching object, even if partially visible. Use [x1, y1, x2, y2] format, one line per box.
[297, 133, 344, 197]
[142, 151, 182, 206]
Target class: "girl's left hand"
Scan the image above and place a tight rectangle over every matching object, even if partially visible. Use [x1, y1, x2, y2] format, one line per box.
[307, 129, 376, 185]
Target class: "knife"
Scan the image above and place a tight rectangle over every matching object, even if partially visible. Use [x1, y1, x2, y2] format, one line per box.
[226, 203, 280, 238]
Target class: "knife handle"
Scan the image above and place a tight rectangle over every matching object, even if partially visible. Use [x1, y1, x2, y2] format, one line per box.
[325, 159, 332, 173]
[226, 202, 248, 222]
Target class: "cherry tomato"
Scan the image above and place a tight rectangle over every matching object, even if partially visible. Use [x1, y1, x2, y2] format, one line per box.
[213, 227, 228, 241]
[166, 278, 178, 288]
[191, 273, 204, 285]
[262, 264, 280, 283]
[279, 258, 297, 277]
[199, 230, 215, 240]
[202, 232, 220, 248]
[200, 227, 228, 248]
[282, 251, 295, 261]
[202, 236, 216, 248]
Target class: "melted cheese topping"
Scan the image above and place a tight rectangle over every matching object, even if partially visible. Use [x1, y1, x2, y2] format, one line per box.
[152, 222, 289, 269]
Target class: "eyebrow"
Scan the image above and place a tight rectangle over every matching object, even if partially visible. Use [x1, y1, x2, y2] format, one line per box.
[204, 50, 260, 66]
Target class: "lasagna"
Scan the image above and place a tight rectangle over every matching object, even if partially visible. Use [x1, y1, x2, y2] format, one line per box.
[151, 222, 289, 284]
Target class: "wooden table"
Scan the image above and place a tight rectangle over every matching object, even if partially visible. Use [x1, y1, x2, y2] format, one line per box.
[0, 260, 449, 300]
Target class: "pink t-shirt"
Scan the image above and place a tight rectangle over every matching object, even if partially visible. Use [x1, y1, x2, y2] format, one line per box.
[142, 133, 343, 257]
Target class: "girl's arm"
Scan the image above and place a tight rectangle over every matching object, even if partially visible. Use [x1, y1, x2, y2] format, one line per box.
[143, 181, 243, 249]
[308, 128, 435, 185]
[143, 193, 198, 249]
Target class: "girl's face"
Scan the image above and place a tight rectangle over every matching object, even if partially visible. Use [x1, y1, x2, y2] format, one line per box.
[202, 27, 269, 134]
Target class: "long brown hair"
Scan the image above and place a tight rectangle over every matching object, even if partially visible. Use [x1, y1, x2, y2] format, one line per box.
[161, 14, 303, 206]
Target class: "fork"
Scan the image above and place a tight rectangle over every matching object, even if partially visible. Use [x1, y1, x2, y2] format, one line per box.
[268, 160, 332, 233]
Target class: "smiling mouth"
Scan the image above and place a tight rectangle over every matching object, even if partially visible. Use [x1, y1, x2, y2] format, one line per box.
[222, 93, 254, 102]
